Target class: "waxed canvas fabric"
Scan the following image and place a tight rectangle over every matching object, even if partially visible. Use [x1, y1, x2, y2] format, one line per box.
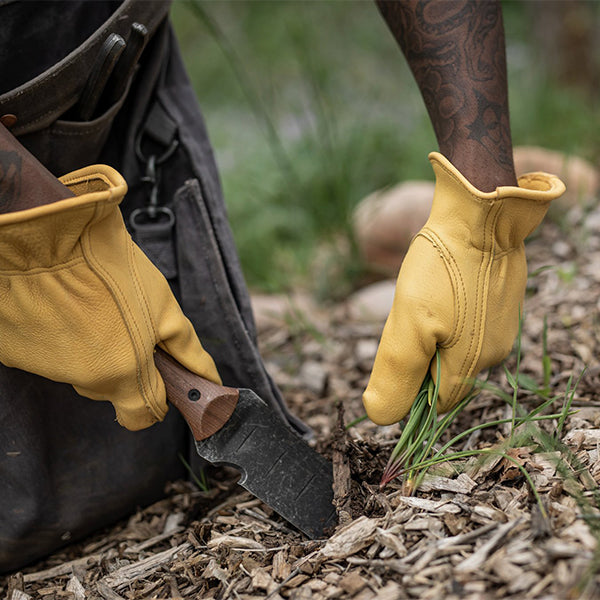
[0, 1, 304, 571]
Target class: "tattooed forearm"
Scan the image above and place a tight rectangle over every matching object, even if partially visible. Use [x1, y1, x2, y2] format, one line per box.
[376, 0, 517, 191]
[0, 150, 21, 211]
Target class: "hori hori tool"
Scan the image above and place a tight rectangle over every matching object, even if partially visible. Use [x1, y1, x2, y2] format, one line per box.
[155, 348, 337, 538]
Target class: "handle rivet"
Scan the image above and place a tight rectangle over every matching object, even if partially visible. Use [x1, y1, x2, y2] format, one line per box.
[188, 388, 201, 402]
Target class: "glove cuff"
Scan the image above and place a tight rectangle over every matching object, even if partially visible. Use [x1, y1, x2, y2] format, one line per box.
[0, 165, 127, 271]
[427, 152, 566, 251]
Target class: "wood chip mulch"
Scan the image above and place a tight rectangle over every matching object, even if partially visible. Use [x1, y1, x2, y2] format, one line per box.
[3, 202, 600, 600]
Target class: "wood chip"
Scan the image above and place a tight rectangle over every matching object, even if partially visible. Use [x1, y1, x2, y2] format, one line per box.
[203, 558, 229, 583]
[207, 535, 266, 551]
[561, 521, 598, 551]
[456, 519, 523, 572]
[285, 574, 309, 588]
[307, 579, 328, 593]
[339, 571, 367, 596]
[526, 572, 554, 598]
[374, 527, 408, 558]
[320, 516, 380, 559]
[418, 473, 477, 494]
[65, 576, 85, 600]
[96, 581, 126, 600]
[508, 571, 542, 595]
[353, 587, 376, 600]
[472, 503, 508, 523]
[123, 528, 184, 554]
[23, 553, 107, 583]
[6, 574, 25, 599]
[272, 550, 292, 581]
[375, 581, 403, 600]
[563, 428, 600, 448]
[102, 543, 191, 589]
[395, 496, 461, 514]
[251, 567, 275, 592]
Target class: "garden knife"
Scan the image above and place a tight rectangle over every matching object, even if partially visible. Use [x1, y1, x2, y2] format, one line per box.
[155, 348, 337, 538]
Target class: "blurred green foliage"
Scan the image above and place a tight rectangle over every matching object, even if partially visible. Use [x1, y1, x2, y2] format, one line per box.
[171, 0, 599, 295]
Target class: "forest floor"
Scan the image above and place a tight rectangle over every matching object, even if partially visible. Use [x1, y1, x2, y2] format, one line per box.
[3, 205, 600, 600]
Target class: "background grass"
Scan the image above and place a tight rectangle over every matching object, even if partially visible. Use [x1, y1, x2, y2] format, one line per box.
[171, 0, 600, 295]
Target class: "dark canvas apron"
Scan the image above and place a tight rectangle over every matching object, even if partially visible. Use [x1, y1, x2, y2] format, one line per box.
[0, 0, 308, 571]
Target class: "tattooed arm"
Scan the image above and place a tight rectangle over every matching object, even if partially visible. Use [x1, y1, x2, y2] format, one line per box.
[376, 0, 517, 191]
[363, 0, 567, 426]
[0, 123, 73, 214]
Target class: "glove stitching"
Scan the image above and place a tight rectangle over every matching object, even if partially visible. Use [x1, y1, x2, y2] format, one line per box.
[126, 240, 164, 419]
[0, 256, 85, 276]
[418, 228, 467, 350]
[494, 247, 518, 259]
[60, 172, 113, 189]
[81, 203, 159, 425]
[452, 200, 502, 406]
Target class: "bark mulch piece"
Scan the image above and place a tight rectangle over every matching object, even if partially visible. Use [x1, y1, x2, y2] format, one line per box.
[3, 205, 600, 599]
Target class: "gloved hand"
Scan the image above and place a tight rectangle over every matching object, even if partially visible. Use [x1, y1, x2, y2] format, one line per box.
[363, 152, 565, 425]
[0, 165, 220, 430]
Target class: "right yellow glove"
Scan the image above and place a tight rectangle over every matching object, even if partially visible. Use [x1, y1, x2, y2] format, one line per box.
[363, 152, 565, 425]
[0, 165, 220, 430]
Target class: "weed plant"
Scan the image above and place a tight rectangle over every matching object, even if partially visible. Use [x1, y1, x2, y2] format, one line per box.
[377, 315, 592, 534]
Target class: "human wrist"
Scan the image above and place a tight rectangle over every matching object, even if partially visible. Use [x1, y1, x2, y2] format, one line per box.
[438, 137, 518, 193]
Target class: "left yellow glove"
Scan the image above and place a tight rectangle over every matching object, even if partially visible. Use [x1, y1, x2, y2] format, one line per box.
[0, 165, 220, 430]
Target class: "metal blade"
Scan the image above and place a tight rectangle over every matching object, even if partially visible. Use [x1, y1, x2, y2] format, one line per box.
[194, 390, 337, 538]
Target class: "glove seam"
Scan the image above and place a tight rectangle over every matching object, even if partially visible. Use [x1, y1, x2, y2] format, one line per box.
[451, 200, 502, 406]
[493, 246, 520, 259]
[418, 228, 466, 350]
[60, 170, 114, 189]
[0, 256, 85, 276]
[126, 240, 165, 419]
[434, 158, 499, 207]
[80, 203, 161, 424]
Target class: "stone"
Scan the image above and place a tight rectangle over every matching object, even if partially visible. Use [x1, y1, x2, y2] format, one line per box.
[355, 339, 379, 370]
[347, 280, 396, 322]
[299, 361, 328, 396]
[552, 240, 571, 259]
[514, 146, 599, 210]
[353, 181, 434, 276]
[250, 293, 315, 334]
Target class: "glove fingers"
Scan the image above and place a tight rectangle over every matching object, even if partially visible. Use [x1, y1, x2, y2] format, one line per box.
[431, 351, 472, 415]
[74, 382, 162, 431]
[131, 245, 221, 385]
[363, 304, 437, 425]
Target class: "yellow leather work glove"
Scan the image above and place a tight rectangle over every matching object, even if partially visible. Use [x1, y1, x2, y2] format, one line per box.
[363, 152, 566, 425]
[0, 165, 220, 430]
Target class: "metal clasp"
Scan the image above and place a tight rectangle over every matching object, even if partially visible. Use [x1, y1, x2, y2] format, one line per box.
[133, 134, 179, 223]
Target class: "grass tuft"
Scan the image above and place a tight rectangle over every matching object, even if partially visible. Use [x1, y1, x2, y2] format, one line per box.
[379, 314, 582, 514]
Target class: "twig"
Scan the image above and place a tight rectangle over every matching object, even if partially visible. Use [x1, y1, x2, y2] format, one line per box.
[96, 581, 126, 600]
[124, 528, 184, 554]
[101, 543, 191, 590]
[455, 518, 524, 572]
[23, 553, 109, 583]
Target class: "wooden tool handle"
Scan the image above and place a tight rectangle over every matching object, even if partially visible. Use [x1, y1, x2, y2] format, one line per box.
[154, 347, 239, 441]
